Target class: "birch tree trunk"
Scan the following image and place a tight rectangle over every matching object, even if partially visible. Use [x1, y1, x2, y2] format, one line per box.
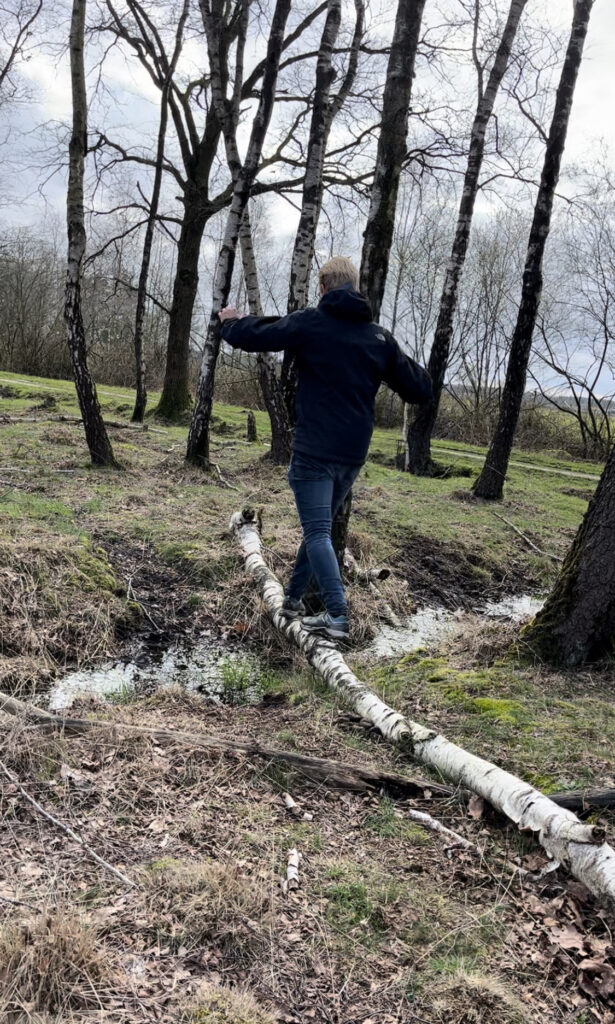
[281, 0, 364, 419]
[473, 0, 595, 501]
[523, 442, 615, 666]
[358, 0, 426, 322]
[186, 0, 292, 466]
[238, 209, 292, 464]
[406, 0, 528, 475]
[131, 0, 189, 423]
[64, 0, 116, 467]
[230, 508, 615, 904]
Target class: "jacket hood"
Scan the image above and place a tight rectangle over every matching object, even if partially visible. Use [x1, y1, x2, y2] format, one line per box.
[318, 283, 373, 323]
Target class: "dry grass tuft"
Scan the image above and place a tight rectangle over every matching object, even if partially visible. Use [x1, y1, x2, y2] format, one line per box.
[180, 982, 276, 1023]
[145, 857, 270, 956]
[0, 908, 112, 1016]
[0, 718, 65, 778]
[0, 538, 126, 693]
[430, 970, 530, 1024]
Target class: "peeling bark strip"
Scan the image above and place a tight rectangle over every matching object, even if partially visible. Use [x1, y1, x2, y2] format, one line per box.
[359, 0, 426, 322]
[65, 0, 116, 467]
[231, 509, 615, 903]
[473, 0, 595, 501]
[187, 0, 292, 466]
[406, 0, 528, 475]
[132, 0, 190, 423]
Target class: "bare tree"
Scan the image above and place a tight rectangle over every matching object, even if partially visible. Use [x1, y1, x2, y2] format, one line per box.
[0, 0, 42, 103]
[406, 0, 528, 474]
[238, 208, 292, 463]
[280, 0, 364, 418]
[65, 0, 116, 467]
[130, 0, 189, 422]
[186, 0, 292, 467]
[523, 440, 615, 665]
[359, 0, 427, 321]
[98, 0, 328, 421]
[473, 0, 595, 500]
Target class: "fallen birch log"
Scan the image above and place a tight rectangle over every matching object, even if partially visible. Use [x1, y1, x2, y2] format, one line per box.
[230, 510, 410, 743]
[0, 691, 445, 798]
[231, 508, 615, 904]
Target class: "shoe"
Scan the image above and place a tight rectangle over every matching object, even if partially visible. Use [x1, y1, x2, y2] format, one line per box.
[280, 597, 306, 620]
[302, 612, 349, 641]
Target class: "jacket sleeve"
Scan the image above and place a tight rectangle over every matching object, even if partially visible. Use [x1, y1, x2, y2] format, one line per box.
[221, 312, 304, 353]
[382, 335, 433, 405]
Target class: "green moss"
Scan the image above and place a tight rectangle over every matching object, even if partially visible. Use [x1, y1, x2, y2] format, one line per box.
[363, 798, 429, 844]
[67, 541, 120, 595]
[470, 697, 528, 726]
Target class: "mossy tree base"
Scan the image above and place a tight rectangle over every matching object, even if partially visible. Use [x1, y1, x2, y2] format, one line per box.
[523, 441, 615, 666]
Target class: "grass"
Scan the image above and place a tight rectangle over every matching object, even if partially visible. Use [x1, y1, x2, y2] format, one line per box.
[0, 906, 112, 1017]
[0, 371, 613, 1021]
[181, 983, 276, 1024]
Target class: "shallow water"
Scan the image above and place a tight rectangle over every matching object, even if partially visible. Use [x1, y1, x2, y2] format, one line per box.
[48, 642, 261, 711]
[48, 593, 544, 709]
[358, 606, 459, 660]
[482, 594, 544, 620]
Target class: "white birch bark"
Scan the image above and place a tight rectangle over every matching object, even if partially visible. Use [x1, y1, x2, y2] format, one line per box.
[231, 508, 615, 904]
[187, 0, 291, 466]
[406, 0, 529, 474]
[65, 0, 116, 467]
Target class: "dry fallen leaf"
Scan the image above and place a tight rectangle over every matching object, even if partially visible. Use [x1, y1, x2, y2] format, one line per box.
[468, 794, 484, 819]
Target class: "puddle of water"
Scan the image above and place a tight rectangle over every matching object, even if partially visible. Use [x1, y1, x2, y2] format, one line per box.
[49, 642, 262, 711]
[482, 594, 544, 621]
[49, 593, 545, 707]
[359, 606, 459, 660]
[359, 593, 544, 660]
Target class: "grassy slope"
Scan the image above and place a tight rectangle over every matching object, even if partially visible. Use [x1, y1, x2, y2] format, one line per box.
[0, 372, 614, 1023]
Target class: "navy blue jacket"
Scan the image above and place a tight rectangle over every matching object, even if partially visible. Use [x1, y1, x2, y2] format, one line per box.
[221, 284, 432, 465]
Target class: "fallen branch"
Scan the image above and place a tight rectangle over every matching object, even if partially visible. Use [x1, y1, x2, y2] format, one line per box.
[493, 512, 563, 563]
[344, 549, 399, 627]
[549, 788, 615, 812]
[405, 807, 475, 851]
[211, 461, 239, 490]
[0, 691, 449, 799]
[230, 510, 410, 742]
[0, 756, 135, 888]
[230, 508, 615, 905]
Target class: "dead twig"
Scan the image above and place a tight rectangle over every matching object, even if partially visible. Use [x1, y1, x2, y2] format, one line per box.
[493, 512, 563, 563]
[211, 461, 239, 490]
[0, 756, 137, 889]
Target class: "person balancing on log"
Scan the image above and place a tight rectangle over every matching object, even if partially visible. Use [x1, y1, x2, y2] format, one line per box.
[219, 257, 432, 641]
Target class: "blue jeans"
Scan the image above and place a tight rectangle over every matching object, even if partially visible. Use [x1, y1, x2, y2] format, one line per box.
[287, 452, 361, 617]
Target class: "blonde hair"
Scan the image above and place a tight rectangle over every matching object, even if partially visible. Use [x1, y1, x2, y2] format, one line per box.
[319, 256, 359, 294]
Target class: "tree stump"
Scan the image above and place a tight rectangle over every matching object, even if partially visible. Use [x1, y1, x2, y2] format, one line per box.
[247, 411, 258, 442]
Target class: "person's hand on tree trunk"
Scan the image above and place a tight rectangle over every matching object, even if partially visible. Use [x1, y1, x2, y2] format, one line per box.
[219, 306, 243, 322]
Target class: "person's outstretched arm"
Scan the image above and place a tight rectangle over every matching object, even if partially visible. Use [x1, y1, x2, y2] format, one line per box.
[382, 333, 433, 405]
[220, 306, 304, 353]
